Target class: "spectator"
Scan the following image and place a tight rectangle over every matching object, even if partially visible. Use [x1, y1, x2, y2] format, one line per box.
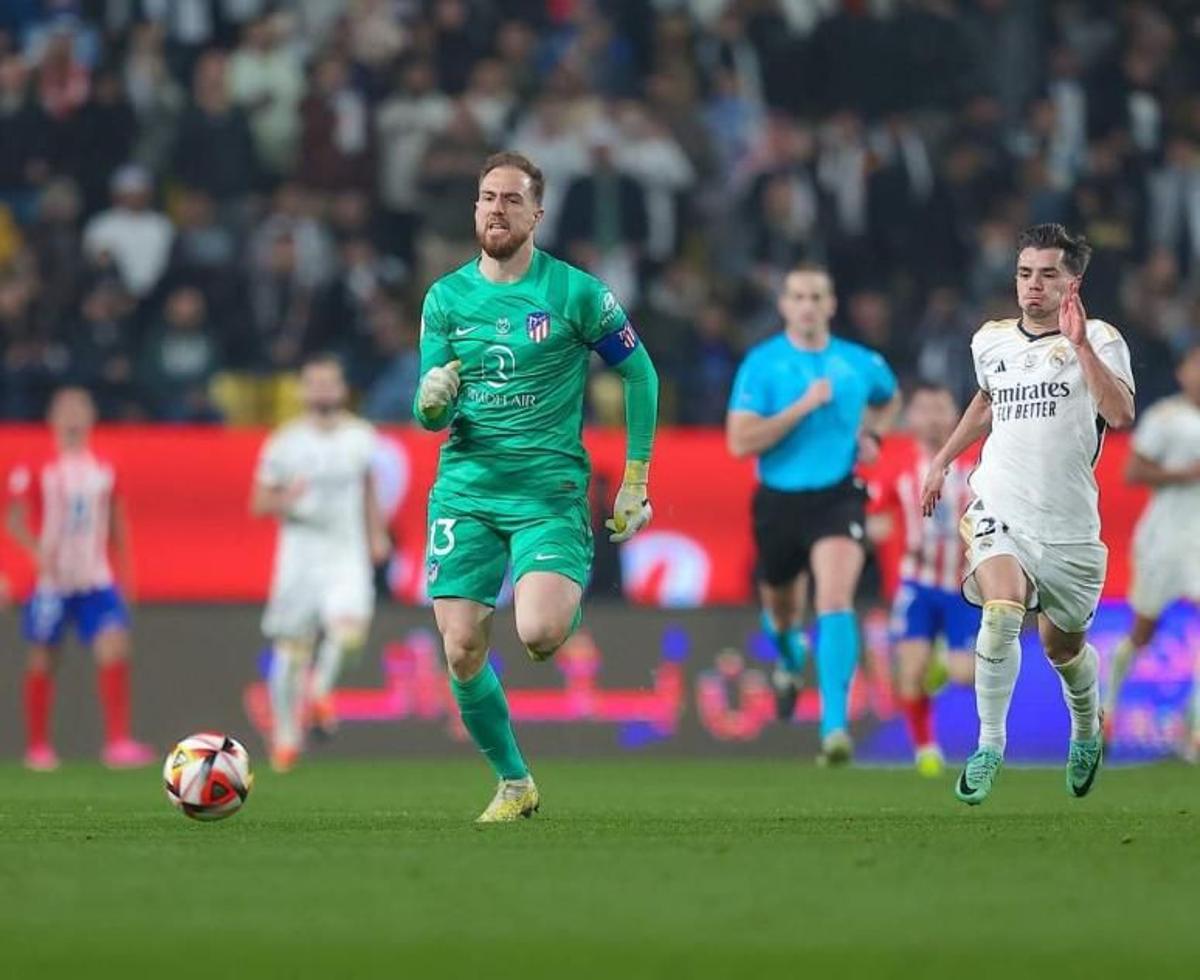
[678, 302, 738, 425]
[139, 284, 223, 422]
[35, 22, 89, 124]
[173, 50, 259, 203]
[228, 13, 304, 179]
[612, 101, 696, 268]
[0, 53, 50, 224]
[559, 124, 649, 306]
[65, 279, 137, 419]
[462, 58, 516, 146]
[494, 19, 539, 104]
[376, 58, 454, 263]
[66, 67, 137, 216]
[123, 21, 185, 175]
[247, 228, 312, 374]
[82, 164, 173, 301]
[912, 287, 978, 409]
[310, 235, 405, 384]
[416, 101, 492, 290]
[430, 0, 491, 96]
[164, 187, 241, 331]
[511, 94, 589, 250]
[26, 178, 85, 338]
[248, 181, 335, 293]
[0, 268, 63, 419]
[363, 296, 421, 422]
[298, 53, 375, 195]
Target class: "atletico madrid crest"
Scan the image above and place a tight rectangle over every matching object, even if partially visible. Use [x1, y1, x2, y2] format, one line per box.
[526, 311, 551, 343]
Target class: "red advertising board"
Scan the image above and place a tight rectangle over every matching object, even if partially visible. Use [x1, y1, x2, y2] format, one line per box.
[0, 426, 1147, 604]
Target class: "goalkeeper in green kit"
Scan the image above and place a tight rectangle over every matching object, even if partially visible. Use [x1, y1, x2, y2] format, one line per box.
[414, 152, 659, 822]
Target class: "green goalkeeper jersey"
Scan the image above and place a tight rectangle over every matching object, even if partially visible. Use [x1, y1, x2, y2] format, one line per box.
[417, 249, 638, 513]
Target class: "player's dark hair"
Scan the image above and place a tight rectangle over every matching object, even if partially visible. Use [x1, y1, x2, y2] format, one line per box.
[300, 351, 345, 375]
[1016, 223, 1093, 276]
[479, 151, 545, 204]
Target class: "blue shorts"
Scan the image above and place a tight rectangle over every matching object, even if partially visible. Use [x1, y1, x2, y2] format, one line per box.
[22, 587, 131, 646]
[889, 580, 979, 650]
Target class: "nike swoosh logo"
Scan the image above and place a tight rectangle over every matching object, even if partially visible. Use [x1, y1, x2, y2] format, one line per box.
[454, 325, 481, 336]
[957, 770, 976, 796]
[534, 553, 562, 561]
[1070, 743, 1103, 797]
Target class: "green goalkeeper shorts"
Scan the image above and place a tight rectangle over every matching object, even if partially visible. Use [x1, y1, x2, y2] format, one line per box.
[424, 490, 594, 606]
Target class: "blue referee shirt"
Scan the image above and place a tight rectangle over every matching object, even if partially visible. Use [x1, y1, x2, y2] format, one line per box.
[728, 333, 897, 491]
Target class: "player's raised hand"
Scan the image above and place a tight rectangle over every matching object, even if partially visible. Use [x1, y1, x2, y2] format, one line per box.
[1060, 278, 1087, 347]
[606, 460, 652, 543]
[920, 464, 947, 518]
[417, 359, 462, 415]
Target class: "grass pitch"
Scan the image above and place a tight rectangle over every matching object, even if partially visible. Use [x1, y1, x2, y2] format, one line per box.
[1, 759, 1196, 979]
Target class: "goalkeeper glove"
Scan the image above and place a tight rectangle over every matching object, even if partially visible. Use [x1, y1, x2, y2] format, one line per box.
[417, 359, 461, 416]
[605, 460, 652, 543]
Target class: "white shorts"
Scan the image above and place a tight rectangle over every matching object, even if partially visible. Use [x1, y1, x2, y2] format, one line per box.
[1129, 516, 1200, 619]
[262, 558, 374, 640]
[959, 499, 1107, 634]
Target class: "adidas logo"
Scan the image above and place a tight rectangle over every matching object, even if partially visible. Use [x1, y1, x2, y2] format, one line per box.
[995, 360, 1007, 373]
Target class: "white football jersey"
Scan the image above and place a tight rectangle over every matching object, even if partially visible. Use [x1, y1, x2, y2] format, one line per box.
[969, 318, 1134, 544]
[256, 415, 377, 567]
[1131, 394, 1200, 542]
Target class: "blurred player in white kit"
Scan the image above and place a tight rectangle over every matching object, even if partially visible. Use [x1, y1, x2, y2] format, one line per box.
[1103, 344, 1200, 756]
[252, 354, 390, 772]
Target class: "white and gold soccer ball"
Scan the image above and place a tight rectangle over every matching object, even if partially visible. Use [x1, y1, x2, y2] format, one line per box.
[163, 733, 254, 821]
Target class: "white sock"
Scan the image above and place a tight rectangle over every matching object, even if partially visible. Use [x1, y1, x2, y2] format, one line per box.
[975, 600, 1025, 754]
[1053, 643, 1100, 741]
[1104, 636, 1138, 715]
[269, 646, 305, 750]
[312, 635, 345, 701]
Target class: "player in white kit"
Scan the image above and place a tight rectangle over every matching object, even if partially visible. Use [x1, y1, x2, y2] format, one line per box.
[252, 354, 390, 772]
[921, 224, 1135, 805]
[1103, 345, 1200, 755]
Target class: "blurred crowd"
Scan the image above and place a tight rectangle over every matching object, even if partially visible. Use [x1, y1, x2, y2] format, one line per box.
[0, 0, 1198, 425]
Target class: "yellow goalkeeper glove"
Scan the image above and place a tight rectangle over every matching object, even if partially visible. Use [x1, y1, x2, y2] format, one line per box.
[605, 460, 652, 543]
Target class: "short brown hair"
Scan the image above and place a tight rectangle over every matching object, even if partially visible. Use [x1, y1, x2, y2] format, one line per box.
[479, 151, 545, 204]
[1016, 223, 1093, 276]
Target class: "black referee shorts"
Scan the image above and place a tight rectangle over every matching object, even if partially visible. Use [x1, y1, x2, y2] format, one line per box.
[752, 476, 868, 587]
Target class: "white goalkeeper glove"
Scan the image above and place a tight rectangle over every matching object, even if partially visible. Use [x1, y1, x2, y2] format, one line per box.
[606, 460, 652, 543]
[417, 359, 462, 416]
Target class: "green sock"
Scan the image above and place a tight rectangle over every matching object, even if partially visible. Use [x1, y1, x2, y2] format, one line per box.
[451, 663, 529, 781]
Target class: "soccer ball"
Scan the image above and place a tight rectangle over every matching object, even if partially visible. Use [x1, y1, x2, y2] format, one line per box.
[163, 733, 254, 821]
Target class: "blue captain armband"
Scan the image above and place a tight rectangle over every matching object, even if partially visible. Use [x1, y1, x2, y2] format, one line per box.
[591, 322, 641, 366]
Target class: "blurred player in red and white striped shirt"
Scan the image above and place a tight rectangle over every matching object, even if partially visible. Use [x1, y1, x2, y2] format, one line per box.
[5, 388, 154, 771]
[869, 382, 979, 776]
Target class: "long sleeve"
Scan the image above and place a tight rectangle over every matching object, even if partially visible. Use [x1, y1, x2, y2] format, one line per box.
[612, 343, 658, 462]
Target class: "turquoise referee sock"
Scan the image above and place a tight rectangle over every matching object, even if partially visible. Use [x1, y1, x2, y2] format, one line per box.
[815, 610, 859, 738]
[451, 662, 529, 781]
[761, 611, 809, 674]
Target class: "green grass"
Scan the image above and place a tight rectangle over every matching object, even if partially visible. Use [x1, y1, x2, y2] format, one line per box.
[1, 760, 1197, 979]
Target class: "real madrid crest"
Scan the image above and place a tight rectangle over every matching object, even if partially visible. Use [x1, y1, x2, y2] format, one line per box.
[1049, 343, 1069, 369]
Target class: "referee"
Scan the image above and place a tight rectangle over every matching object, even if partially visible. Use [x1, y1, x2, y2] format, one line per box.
[726, 264, 898, 764]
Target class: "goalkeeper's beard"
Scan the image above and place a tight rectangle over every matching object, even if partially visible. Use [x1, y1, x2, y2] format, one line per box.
[478, 223, 529, 261]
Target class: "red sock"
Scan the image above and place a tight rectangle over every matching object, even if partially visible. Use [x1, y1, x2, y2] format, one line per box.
[25, 668, 54, 749]
[900, 694, 934, 749]
[98, 659, 131, 744]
